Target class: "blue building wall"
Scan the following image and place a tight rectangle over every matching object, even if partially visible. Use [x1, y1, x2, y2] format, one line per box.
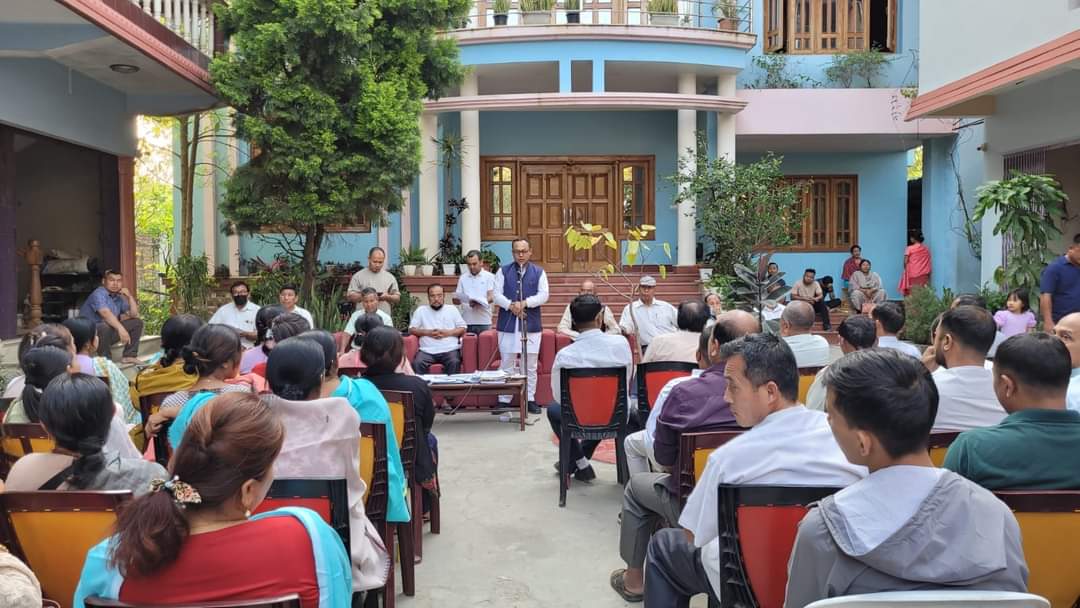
[921, 128, 984, 294]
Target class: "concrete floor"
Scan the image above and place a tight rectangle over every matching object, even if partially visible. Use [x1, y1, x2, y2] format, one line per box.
[398, 410, 708, 608]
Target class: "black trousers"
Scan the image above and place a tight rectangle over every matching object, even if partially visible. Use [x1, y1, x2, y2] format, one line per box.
[810, 299, 832, 329]
[546, 403, 599, 463]
[95, 318, 144, 359]
[644, 528, 719, 608]
[412, 349, 462, 375]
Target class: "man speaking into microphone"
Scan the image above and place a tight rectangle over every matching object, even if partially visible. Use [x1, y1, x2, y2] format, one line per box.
[493, 238, 549, 414]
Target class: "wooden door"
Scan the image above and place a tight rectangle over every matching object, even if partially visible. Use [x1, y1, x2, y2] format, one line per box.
[567, 163, 616, 272]
[521, 163, 569, 270]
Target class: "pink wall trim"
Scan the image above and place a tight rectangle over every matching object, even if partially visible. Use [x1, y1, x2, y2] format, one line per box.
[448, 24, 756, 50]
[424, 92, 746, 113]
[736, 88, 954, 136]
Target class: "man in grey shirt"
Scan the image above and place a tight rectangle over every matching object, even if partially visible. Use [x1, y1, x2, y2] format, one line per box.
[347, 246, 400, 316]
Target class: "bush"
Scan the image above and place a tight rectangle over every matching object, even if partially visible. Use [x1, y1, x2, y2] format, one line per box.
[137, 290, 171, 335]
[903, 285, 954, 345]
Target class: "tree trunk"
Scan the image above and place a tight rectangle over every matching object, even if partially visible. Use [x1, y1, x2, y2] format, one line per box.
[178, 113, 202, 259]
[300, 224, 325, 304]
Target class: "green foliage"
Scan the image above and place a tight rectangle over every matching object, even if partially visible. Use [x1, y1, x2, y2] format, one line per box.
[979, 284, 1009, 316]
[565, 0, 581, 10]
[907, 146, 923, 181]
[309, 283, 347, 332]
[479, 245, 501, 270]
[171, 255, 215, 314]
[748, 55, 817, 89]
[249, 259, 304, 309]
[730, 253, 791, 328]
[974, 172, 1069, 299]
[903, 285, 955, 345]
[493, 0, 510, 13]
[211, 0, 469, 297]
[714, 0, 738, 18]
[824, 47, 890, 87]
[520, 0, 555, 10]
[399, 246, 429, 265]
[388, 265, 418, 331]
[705, 272, 736, 306]
[137, 290, 171, 336]
[648, 0, 678, 13]
[674, 149, 804, 274]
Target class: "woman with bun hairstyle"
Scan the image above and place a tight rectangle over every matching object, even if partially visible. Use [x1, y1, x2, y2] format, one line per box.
[4, 345, 80, 424]
[74, 393, 352, 607]
[143, 324, 249, 447]
[134, 314, 203, 399]
[337, 313, 414, 375]
[248, 312, 310, 378]
[5, 373, 165, 493]
[3, 323, 76, 401]
[63, 317, 137, 424]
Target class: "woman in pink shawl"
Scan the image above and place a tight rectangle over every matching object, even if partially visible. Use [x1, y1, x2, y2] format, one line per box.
[900, 231, 932, 295]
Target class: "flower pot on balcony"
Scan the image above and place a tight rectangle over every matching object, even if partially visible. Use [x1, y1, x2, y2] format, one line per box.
[403, 264, 418, 276]
[649, 12, 680, 26]
[717, 17, 738, 30]
[493, 13, 508, 25]
[521, 11, 553, 24]
[699, 267, 713, 281]
[442, 263, 457, 276]
[420, 264, 435, 276]
[566, 11, 580, 23]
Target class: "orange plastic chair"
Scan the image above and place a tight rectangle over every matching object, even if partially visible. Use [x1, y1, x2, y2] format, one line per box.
[995, 490, 1080, 608]
[928, 430, 961, 467]
[85, 594, 301, 607]
[718, 484, 844, 608]
[676, 430, 743, 507]
[252, 478, 349, 551]
[359, 422, 395, 608]
[1, 423, 54, 467]
[1, 490, 131, 608]
[558, 366, 629, 506]
[797, 366, 824, 405]
[380, 389, 419, 595]
[635, 361, 697, 422]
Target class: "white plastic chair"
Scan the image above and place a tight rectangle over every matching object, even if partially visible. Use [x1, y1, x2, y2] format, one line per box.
[804, 590, 1050, 608]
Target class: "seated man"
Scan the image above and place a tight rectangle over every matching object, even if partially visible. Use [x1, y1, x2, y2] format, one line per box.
[932, 305, 1006, 431]
[611, 311, 757, 602]
[344, 287, 393, 338]
[872, 301, 920, 358]
[805, 315, 877, 411]
[945, 332, 1080, 489]
[780, 301, 831, 368]
[641, 300, 710, 364]
[1052, 312, 1080, 411]
[278, 284, 314, 328]
[790, 268, 832, 331]
[78, 269, 144, 364]
[785, 349, 1028, 607]
[557, 279, 619, 339]
[953, 293, 1006, 357]
[208, 280, 260, 348]
[619, 275, 678, 354]
[547, 294, 633, 481]
[640, 334, 865, 607]
[408, 284, 467, 375]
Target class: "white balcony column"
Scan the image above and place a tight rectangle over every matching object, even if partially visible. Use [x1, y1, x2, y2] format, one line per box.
[676, 72, 697, 266]
[400, 187, 412, 250]
[225, 116, 241, 276]
[460, 71, 482, 254]
[419, 113, 439, 254]
[716, 73, 737, 161]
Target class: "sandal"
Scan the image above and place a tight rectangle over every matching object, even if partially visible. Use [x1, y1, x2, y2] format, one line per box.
[609, 569, 644, 603]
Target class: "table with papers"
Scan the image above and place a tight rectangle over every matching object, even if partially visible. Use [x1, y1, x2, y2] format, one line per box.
[420, 370, 528, 431]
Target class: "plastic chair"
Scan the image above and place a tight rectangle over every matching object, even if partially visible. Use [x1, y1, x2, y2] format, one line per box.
[252, 478, 350, 553]
[85, 594, 302, 607]
[804, 590, 1050, 607]
[359, 422, 395, 608]
[635, 361, 697, 422]
[797, 366, 824, 405]
[927, 431, 961, 467]
[995, 490, 1080, 608]
[1, 423, 54, 466]
[380, 389, 418, 595]
[718, 484, 844, 608]
[557, 366, 629, 507]
[0, 490, 132, 607]
[676, 430, 743, 507]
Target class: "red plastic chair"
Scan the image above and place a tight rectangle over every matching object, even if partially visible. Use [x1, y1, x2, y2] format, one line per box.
[635, 361, 697, 423]
[717, 484, 844, 608]
[676, 430, 743, 507]
[252, 478, 349, 552]
[557, 366, 629, 507]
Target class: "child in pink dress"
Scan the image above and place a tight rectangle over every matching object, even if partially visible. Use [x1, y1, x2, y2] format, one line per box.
[993, 288, 1037, 338]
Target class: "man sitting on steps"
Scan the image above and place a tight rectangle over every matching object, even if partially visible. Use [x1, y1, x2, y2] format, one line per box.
[556, 279, 619, 340]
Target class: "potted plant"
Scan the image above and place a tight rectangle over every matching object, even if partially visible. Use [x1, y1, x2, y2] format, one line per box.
[399, 246, 427, 276]
[648, 0, 679, 26]
[479, 246, 501, 272]
[493, 0, 510, 25]
[520, 0, 554, 24]
[565, 0, 581, 23]
[440, 251, 464, 276]
[420, 258, 435, 276]
[714, 0, 739, 30]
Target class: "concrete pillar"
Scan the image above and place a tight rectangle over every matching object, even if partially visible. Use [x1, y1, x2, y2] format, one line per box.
[419, 113, 439, 255]
[400, 187, 412, 250]
[200, 137, 216, 269]
[677, 72, 697, 266]
[716, 73, 737, 162]
[226, 124, 241, 276]
[460, 72, 481, 254]
[559, 58, 572, 93]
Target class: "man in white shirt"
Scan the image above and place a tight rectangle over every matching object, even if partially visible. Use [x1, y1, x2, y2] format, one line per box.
[619, 275, 677, 353]
[494, 238, 550, 414]
[346, 246, 400, 316]
[454, 250, 495, 334]
[409, 284, 467, 375]
[639, 334, 865, 607]
[556, 279, 619, 340]
[547, 294, 633, 481]
[208, 280, 260, 348]
[343, 287, 393, 336]
[1051, 312, 1080, 411]
[805, 315, 877, 412]
[780, 301, 830, 368]
[872, 301, 920, 358]
[278, 285, 314, 328]
[641, 300, 709, 364]
[931, 305, 1007, 431]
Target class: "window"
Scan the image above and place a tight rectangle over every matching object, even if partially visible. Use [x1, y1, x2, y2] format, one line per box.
[481, 159, 517, 239]
[764, 0, 896, 54]
[618, 160, 653, 231]
[785, 176, 858, 252]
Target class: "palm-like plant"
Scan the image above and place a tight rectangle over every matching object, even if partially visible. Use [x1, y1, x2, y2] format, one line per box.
[730, 253, 791, 331]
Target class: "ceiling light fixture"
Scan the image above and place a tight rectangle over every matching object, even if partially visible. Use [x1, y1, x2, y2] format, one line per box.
[109, 63, 140, 74]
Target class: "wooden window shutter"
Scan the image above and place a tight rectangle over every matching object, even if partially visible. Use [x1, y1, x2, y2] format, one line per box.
[765, 0, 786, 52]
[886, 0, 898, 51]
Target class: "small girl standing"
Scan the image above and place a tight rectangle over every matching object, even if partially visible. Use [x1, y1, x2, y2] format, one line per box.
[993, 288, 1037, 338]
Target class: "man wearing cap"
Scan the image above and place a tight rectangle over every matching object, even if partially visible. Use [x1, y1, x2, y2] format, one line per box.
[619, 276, 678, 355]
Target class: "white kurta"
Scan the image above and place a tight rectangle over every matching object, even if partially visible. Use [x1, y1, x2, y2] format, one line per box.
[492, 265, 550, 355]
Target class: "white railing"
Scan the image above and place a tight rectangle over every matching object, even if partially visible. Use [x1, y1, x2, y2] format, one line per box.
[131, 0, 216, 56]
[457, 0, 753, 33]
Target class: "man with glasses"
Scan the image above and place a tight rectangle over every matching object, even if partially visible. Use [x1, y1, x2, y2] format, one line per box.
[209, 280, 261, 348]
[557, 279, 619, 340]
[493, 238, 549, 414]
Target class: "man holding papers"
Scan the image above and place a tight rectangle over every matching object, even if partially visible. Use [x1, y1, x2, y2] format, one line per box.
[454, 250, 496, 334]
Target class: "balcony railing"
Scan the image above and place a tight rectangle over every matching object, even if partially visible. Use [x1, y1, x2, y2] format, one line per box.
[457, 0, 752, 33]
[130, 0, 216, 56]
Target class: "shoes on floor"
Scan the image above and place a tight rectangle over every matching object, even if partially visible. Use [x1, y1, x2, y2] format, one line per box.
[527, 401, 542, 414]
[574, 464, 597, 482]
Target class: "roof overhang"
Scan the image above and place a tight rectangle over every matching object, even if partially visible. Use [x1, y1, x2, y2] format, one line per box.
[424, 91, 746, 113]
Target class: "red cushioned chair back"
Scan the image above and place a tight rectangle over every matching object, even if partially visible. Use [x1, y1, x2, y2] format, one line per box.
[567, 376, 619, 426]
[250, 479, 350, 553]
[736, 505, 810, 608]
[646, 370, 690, 407]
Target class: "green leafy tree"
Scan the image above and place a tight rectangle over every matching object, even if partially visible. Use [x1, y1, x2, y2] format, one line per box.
[211, 0, 469, 299]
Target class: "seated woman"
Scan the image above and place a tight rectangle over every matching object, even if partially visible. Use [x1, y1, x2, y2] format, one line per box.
[74, 393, 352, 608]
[134, 314, 203, 399]
[338, 313, 414, 375]
[4, 323, 76, 400]
[300, 330, 409, 524]
[849, 259, 887, 313]
[249, 312, 311, 378]
[361, 327, 438, 491]
[239, 305, 284, 374]
[5, 374, 165, 494]
[265, 337, 391, 590]
[63, 317, 138, 425]
[144, 324, 250, 448]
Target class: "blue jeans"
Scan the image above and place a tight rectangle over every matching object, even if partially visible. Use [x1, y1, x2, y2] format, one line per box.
[546, 403, 599, 464]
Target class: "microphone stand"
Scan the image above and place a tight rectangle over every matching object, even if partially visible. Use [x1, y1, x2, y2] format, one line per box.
[517, 262, 529, 416]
